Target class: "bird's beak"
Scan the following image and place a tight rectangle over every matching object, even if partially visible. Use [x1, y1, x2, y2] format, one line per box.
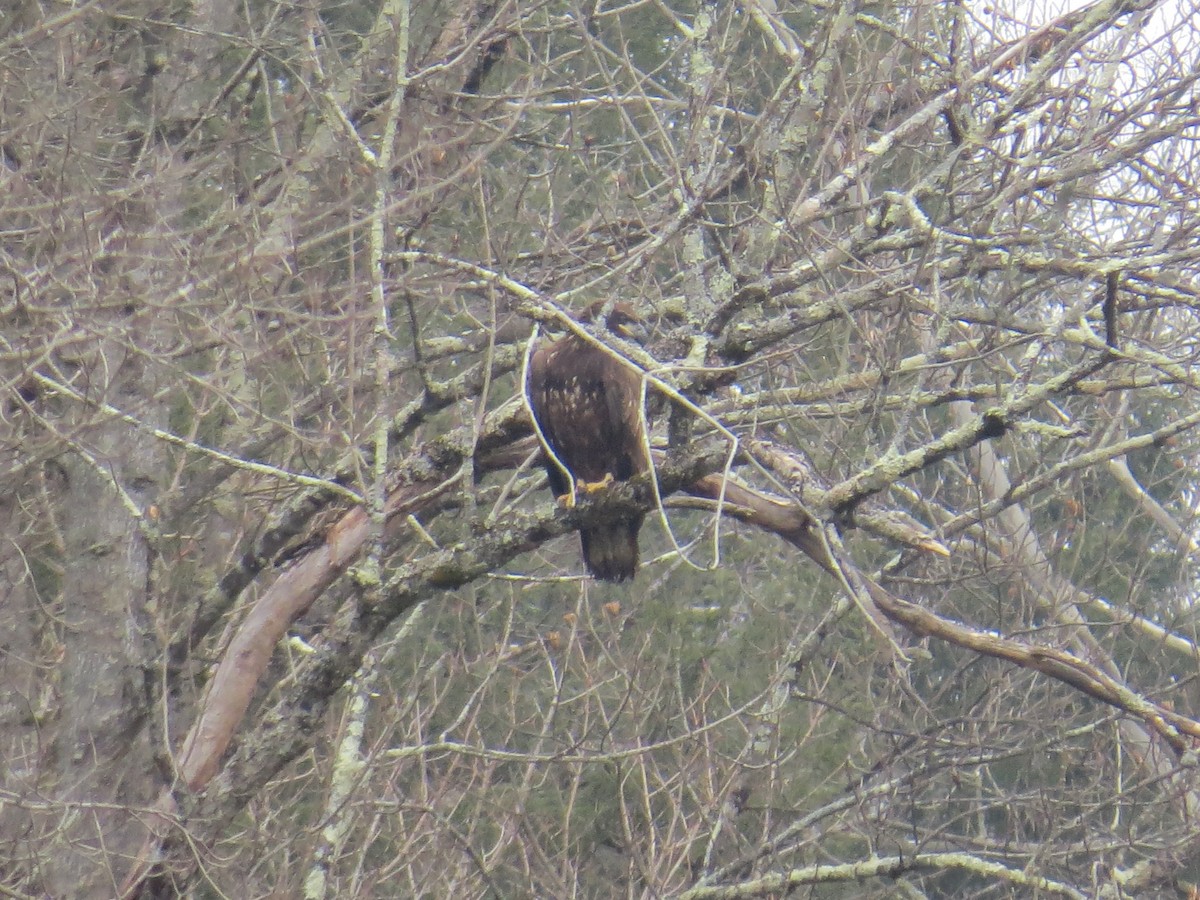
[615, 318, 651, 345]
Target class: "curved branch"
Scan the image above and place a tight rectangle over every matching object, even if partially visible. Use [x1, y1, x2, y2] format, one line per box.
[679, 850, 1089, 899]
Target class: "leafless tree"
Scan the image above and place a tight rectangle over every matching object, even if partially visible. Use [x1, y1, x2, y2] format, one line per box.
[4, 0, 1200, 896]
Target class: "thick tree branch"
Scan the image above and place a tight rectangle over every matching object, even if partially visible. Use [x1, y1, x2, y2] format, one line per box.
[679, 851, 1090, 899]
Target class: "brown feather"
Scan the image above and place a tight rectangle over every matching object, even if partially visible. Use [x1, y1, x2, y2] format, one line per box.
[528, 307, 649, 581]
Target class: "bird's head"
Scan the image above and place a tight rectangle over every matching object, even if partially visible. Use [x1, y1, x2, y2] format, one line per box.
[579, 300, 650, 344]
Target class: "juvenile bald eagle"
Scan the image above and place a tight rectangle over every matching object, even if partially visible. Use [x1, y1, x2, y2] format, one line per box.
[528, 303, 649, 582]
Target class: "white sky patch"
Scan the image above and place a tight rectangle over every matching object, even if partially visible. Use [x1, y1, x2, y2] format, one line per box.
[962, 0, 1200, 254]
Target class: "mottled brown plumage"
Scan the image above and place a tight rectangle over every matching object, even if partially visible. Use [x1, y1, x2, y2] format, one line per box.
[528, 303, 649, 581]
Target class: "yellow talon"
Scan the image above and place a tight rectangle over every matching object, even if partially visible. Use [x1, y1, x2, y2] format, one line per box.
[554, 474, 613, 508]
[577, 473, 615, 495]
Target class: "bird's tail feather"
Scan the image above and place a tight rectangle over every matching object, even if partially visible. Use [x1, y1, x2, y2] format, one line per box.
[580, 519, 642, 582]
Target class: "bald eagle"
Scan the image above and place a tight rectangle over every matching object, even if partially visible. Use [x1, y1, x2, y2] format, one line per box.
[528, 304, 650, 582]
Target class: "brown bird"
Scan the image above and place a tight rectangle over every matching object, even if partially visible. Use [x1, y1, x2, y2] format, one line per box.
[528, 303, 650, 581]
